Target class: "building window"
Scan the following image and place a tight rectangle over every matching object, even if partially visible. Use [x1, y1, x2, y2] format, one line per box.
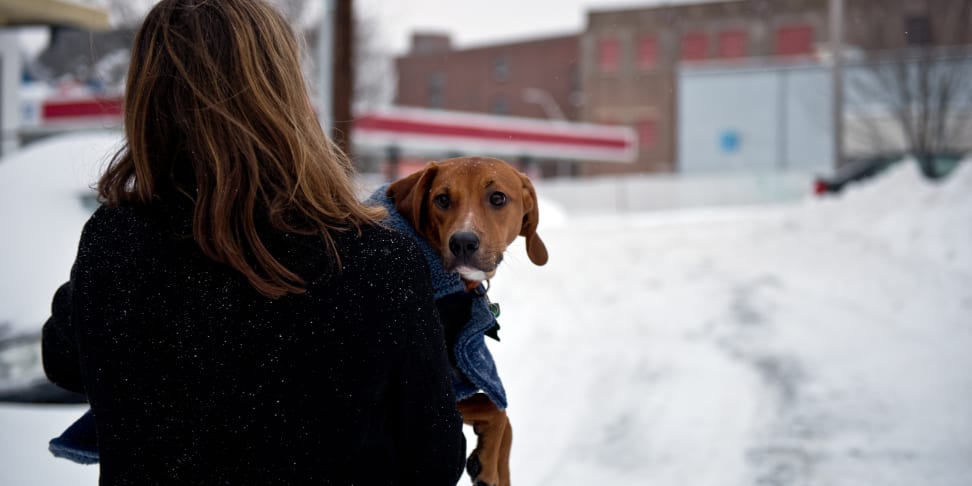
[636, 119, 657, 150]
[680, 32, 708, 61]
[637, 35, 659, 70]
[599, 114, 618, 125]
[427, 72, 445, 108]
[718, 30, 748, 58]
[905, 16, 932, 45]
[492, 96, 510, 115]
[493, 55, 510, 81]
[568, 65, 581, 108]
[598, 37, 620, 73]
[774, 24, 814, 56]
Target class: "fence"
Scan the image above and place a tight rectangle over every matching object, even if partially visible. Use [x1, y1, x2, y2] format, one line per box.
[536, 170, 815, 215]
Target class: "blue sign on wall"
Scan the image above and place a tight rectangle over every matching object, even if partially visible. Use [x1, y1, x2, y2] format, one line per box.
[719, 130, 741, 154]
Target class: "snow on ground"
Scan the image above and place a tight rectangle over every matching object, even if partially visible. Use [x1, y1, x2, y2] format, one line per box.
[1, 132, 970, 484]
[0, 403, 99, 484]
[489, 161, 972, 485]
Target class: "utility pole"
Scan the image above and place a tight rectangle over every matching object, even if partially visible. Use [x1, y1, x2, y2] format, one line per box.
[830, 0, 844, 169]
[0, 30, 22, 157]
[317, 0, 335, 135]
[332, 0, 354, 158]
[318, 0, 354, 158]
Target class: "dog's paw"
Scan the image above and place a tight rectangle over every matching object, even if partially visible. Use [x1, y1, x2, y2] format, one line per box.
[466, 452, 482, 478]
[466, 452, 498, 486]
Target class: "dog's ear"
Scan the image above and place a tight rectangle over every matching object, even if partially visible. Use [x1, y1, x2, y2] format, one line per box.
[387, 162, 439, 231]
[518, 173, 548, 266]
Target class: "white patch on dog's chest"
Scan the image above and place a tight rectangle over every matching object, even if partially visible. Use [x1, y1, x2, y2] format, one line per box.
[457, 266, 487, 281]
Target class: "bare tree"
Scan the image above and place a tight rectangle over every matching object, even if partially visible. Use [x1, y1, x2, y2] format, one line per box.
[70, 0, 394, 152]
[104, 0, 147, 26]
[70, 0, 152, 26]
[268, 0, 310, 27]
[845, 0, 972, 179]
[353, 11, 394, 111]
[302, 5, 394, 112]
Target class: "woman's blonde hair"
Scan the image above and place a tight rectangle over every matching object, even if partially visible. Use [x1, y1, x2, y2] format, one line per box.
[99, 0, 384, 299]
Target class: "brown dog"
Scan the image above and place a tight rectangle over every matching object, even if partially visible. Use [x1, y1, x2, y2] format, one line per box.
[387, 156, 547, 486]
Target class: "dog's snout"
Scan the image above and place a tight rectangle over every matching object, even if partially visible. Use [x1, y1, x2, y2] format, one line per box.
[449, 232, 480, 258]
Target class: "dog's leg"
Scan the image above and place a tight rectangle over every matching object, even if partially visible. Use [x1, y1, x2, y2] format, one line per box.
[458, 393, 508, 486]
[498, 415, 512, 486]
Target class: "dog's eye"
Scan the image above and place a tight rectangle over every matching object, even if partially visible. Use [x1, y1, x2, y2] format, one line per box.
[434, 194, 451, 209]
[489, 192, 508, 207]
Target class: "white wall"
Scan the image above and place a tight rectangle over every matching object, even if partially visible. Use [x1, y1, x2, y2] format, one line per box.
[536, 170, 815, 215]
[678, 61, 833, 175]
[679, 56, 972, 175]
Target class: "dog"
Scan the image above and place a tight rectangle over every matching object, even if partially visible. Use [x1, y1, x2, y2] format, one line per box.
[386, 156, 547, 486]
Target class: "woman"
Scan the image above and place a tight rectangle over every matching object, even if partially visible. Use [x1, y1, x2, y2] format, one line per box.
[41, 0, 465, 483]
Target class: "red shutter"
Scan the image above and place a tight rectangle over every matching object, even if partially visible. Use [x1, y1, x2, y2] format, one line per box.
[638, 36, 658, 69]
[680, 33, 708, 61]
[599, 38, 620, 72]
[775, 25, 814, 56]
[718, 30, 747, 59]
[637, 119, 657, 150]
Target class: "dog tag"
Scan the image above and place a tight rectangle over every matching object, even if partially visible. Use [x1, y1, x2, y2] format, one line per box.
[489, 302, 501, 319]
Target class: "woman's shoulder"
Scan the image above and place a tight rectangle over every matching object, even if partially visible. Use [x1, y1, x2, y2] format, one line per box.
[322, 225, 427, 286]
[86, 202, 145, 223]
[337, 223, 426, 280]
[76, 204, 171, 268]
[81, 204, 162, 243]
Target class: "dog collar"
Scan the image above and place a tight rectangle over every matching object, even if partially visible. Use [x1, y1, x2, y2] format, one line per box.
[464, 279, 502, 328]
[464, 279, 485, 293]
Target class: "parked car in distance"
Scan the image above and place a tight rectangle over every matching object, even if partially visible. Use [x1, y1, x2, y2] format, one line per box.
[813, 154, 904, 195]
[814, 152, 966, 195]
[924, 152, 966, 178]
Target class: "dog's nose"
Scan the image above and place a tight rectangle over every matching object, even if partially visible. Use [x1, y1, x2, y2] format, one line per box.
[449, 232, 480, 258]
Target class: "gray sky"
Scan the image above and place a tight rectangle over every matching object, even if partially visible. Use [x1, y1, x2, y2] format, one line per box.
[20, 1, 709, 59]
[354, 0, 708, 55]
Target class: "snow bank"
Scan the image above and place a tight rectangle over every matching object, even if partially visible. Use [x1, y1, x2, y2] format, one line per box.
[809, 159, 972, 272]
[0, 131, 123, 336]
[491, 158, 972, 485]
[0, 404, 99, 485]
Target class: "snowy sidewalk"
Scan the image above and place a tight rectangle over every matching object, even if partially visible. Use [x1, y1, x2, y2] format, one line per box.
[489, 162, 972, 485]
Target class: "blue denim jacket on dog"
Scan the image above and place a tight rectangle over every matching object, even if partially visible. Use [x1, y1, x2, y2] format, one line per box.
[367, 185, 507, 409]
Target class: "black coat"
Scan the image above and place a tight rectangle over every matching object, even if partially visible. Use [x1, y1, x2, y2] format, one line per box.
[42, 203, 466, 485]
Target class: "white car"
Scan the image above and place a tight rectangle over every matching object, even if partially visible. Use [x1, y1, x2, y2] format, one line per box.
[0, 131, 123, 402]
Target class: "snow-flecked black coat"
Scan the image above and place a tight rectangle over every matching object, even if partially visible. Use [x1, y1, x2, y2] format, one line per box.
[42, 202, 466, 485]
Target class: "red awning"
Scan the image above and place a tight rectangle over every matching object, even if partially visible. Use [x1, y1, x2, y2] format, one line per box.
[354, 107, 637, 163]
[25, 97, 637, 163]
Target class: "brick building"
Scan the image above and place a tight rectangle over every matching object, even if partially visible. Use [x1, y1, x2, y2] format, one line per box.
[581, 0, 970, 175]
[393, 32, 586, 176]
[842, 0, 972, 50]
[395, 32, 581, 121]
[394, 0, 969, 177]
[395, 1, 832, 175]
[581, 0, 831, 175]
